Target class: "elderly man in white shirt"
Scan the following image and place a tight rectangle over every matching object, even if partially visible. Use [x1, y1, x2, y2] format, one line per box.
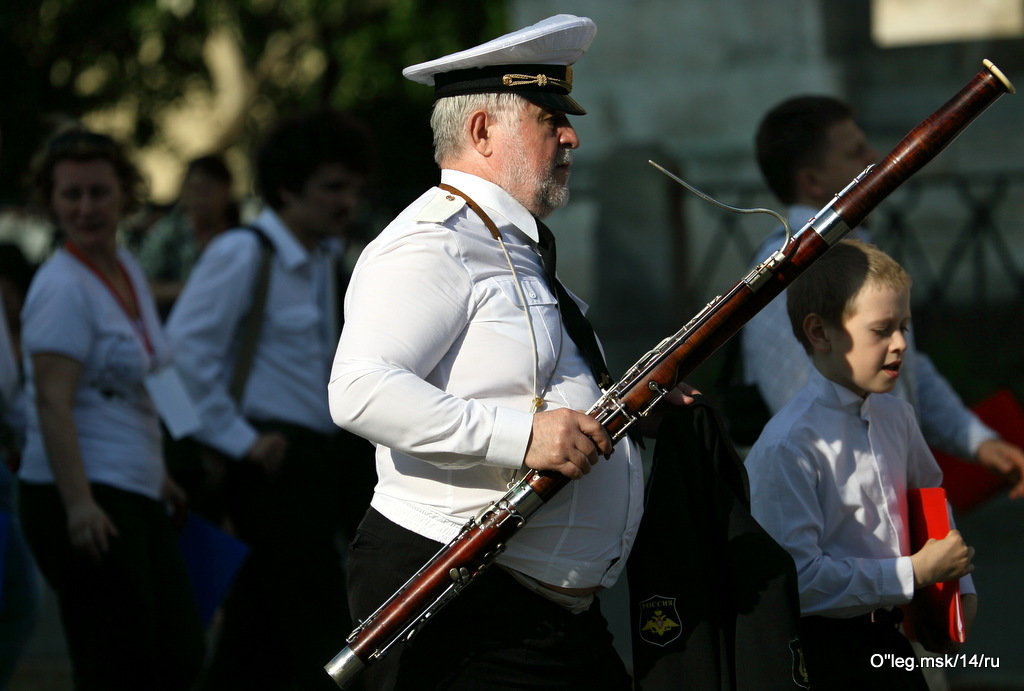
[329, 15, 693, 691]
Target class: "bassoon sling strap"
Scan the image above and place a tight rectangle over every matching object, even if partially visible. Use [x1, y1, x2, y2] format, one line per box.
[228, 226, 273, 403]
[438, 183, 611, 390]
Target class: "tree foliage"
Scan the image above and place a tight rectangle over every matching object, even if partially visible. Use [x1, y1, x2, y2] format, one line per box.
[1, 0, 508, 212]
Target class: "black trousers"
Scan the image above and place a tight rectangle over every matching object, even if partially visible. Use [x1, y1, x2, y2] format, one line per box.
[346, 507, 633, 691]
[799, 613, 930, 690]
[19, 482, 205, 691]
[199, 423, 375, 691]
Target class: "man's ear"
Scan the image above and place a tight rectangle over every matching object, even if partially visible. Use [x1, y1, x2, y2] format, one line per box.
[795, 165, 826, 204]
[803, 313, 831, 353]
[467, 110, 494, 156]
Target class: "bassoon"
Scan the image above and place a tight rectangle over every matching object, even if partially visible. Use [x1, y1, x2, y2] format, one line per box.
[325, 59, 1014, 687]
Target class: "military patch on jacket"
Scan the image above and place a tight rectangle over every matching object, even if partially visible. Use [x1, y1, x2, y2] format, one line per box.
[638, 595, 681, 647]
[790, 637, 811, 688]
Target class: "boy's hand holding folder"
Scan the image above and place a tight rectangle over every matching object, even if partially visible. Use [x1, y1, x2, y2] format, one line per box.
[904, 487, 977, 653]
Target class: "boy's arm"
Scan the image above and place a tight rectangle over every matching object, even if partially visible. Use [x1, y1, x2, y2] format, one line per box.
[747, 440, 916, 616]
[911, 534, 977, 654]
[909, 529, 974, 588]
[904, 418, 978, 651]
[905, 412, 977, 593]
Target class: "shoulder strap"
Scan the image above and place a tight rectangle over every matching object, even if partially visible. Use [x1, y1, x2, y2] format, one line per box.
[228, 225, 274, 403]
[438, 183, 502, 240]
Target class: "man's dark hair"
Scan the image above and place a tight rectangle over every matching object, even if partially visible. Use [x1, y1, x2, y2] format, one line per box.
[186, 153, 233, 186]
[755, 96, 855, 205]
[183, 153, 241, 227]
[254, 108, 376, 210]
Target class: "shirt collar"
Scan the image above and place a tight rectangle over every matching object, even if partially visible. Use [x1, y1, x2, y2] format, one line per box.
[250, 207, 320, 269]
[788, 204, 819, 230]
[440, 169, 540, 243]
[808, 366, 871, 420]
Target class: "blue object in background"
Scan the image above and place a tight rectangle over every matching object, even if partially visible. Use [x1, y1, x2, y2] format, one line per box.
[177, 512, 248, 628]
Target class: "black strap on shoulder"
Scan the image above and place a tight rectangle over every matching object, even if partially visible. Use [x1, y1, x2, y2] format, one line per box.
[228, 225, 274, 402]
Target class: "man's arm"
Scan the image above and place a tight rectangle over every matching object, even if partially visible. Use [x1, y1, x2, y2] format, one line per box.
[912, 350, 1024, 497]
[165, 232, 264, 460]
[330, 226, 534, 470]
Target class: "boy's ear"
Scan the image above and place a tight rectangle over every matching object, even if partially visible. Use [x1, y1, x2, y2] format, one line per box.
[803, 313, 831, 353]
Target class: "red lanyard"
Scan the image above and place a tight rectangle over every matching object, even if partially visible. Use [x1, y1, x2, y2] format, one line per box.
[65, 241, 154, 355]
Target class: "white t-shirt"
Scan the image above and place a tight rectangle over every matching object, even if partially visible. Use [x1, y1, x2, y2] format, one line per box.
[19, 247, 167, 499]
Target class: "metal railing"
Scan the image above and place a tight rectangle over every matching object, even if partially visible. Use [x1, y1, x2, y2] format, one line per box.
[675, 170, 1024, 319]
[652, 169, 1024, 402]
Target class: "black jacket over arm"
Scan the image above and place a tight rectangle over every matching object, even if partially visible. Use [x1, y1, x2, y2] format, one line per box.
[627, 399, 810, 690]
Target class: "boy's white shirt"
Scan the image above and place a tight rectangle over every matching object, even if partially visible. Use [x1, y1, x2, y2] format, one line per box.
[745, 366, 975, 618]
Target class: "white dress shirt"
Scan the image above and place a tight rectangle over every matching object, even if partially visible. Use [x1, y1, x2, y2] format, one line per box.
[166, 208, 339, 458]
[745, 367, 975, 618]
[740, 205, 996, 459]
[329, 169, 643, 590]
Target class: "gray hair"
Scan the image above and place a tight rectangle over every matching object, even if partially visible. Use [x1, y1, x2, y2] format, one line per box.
[430, 92, 527, 166]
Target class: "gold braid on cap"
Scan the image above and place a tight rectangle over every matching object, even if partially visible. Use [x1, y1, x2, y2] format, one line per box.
[502, 66, 573, 91]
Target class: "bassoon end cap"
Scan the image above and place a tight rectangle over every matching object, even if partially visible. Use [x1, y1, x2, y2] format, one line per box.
[983, 59, 1015, 94]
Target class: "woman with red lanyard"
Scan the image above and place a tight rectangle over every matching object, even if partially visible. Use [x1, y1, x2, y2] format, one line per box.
[17, 127, 204, 690]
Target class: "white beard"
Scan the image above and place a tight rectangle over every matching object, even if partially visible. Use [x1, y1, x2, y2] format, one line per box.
[499, 140, 571, 218]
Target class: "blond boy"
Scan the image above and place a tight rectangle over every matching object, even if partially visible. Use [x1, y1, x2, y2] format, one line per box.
[745, 239, 977, 690]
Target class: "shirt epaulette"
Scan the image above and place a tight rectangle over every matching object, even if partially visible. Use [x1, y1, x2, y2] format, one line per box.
[414, 188, 467, 224]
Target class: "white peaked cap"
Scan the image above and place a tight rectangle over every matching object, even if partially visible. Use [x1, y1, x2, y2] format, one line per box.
[402, 14, 597, 115]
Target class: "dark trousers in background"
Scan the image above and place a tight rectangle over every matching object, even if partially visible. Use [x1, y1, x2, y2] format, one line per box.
[799, 613, 930, 690]
[346, 507, 633, 691]
[19, 482, 205, 691]
[199, 423, 375, 691]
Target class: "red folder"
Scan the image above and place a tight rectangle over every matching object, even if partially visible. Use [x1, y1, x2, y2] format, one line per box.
[902, 487, 965, 645]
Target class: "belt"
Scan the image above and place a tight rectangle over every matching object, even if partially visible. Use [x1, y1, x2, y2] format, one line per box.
[803, 607, 904, 631]
[855, 607, 904, 626]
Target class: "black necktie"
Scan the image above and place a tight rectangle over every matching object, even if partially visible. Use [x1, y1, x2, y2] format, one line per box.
[535, 218, 612, 390]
